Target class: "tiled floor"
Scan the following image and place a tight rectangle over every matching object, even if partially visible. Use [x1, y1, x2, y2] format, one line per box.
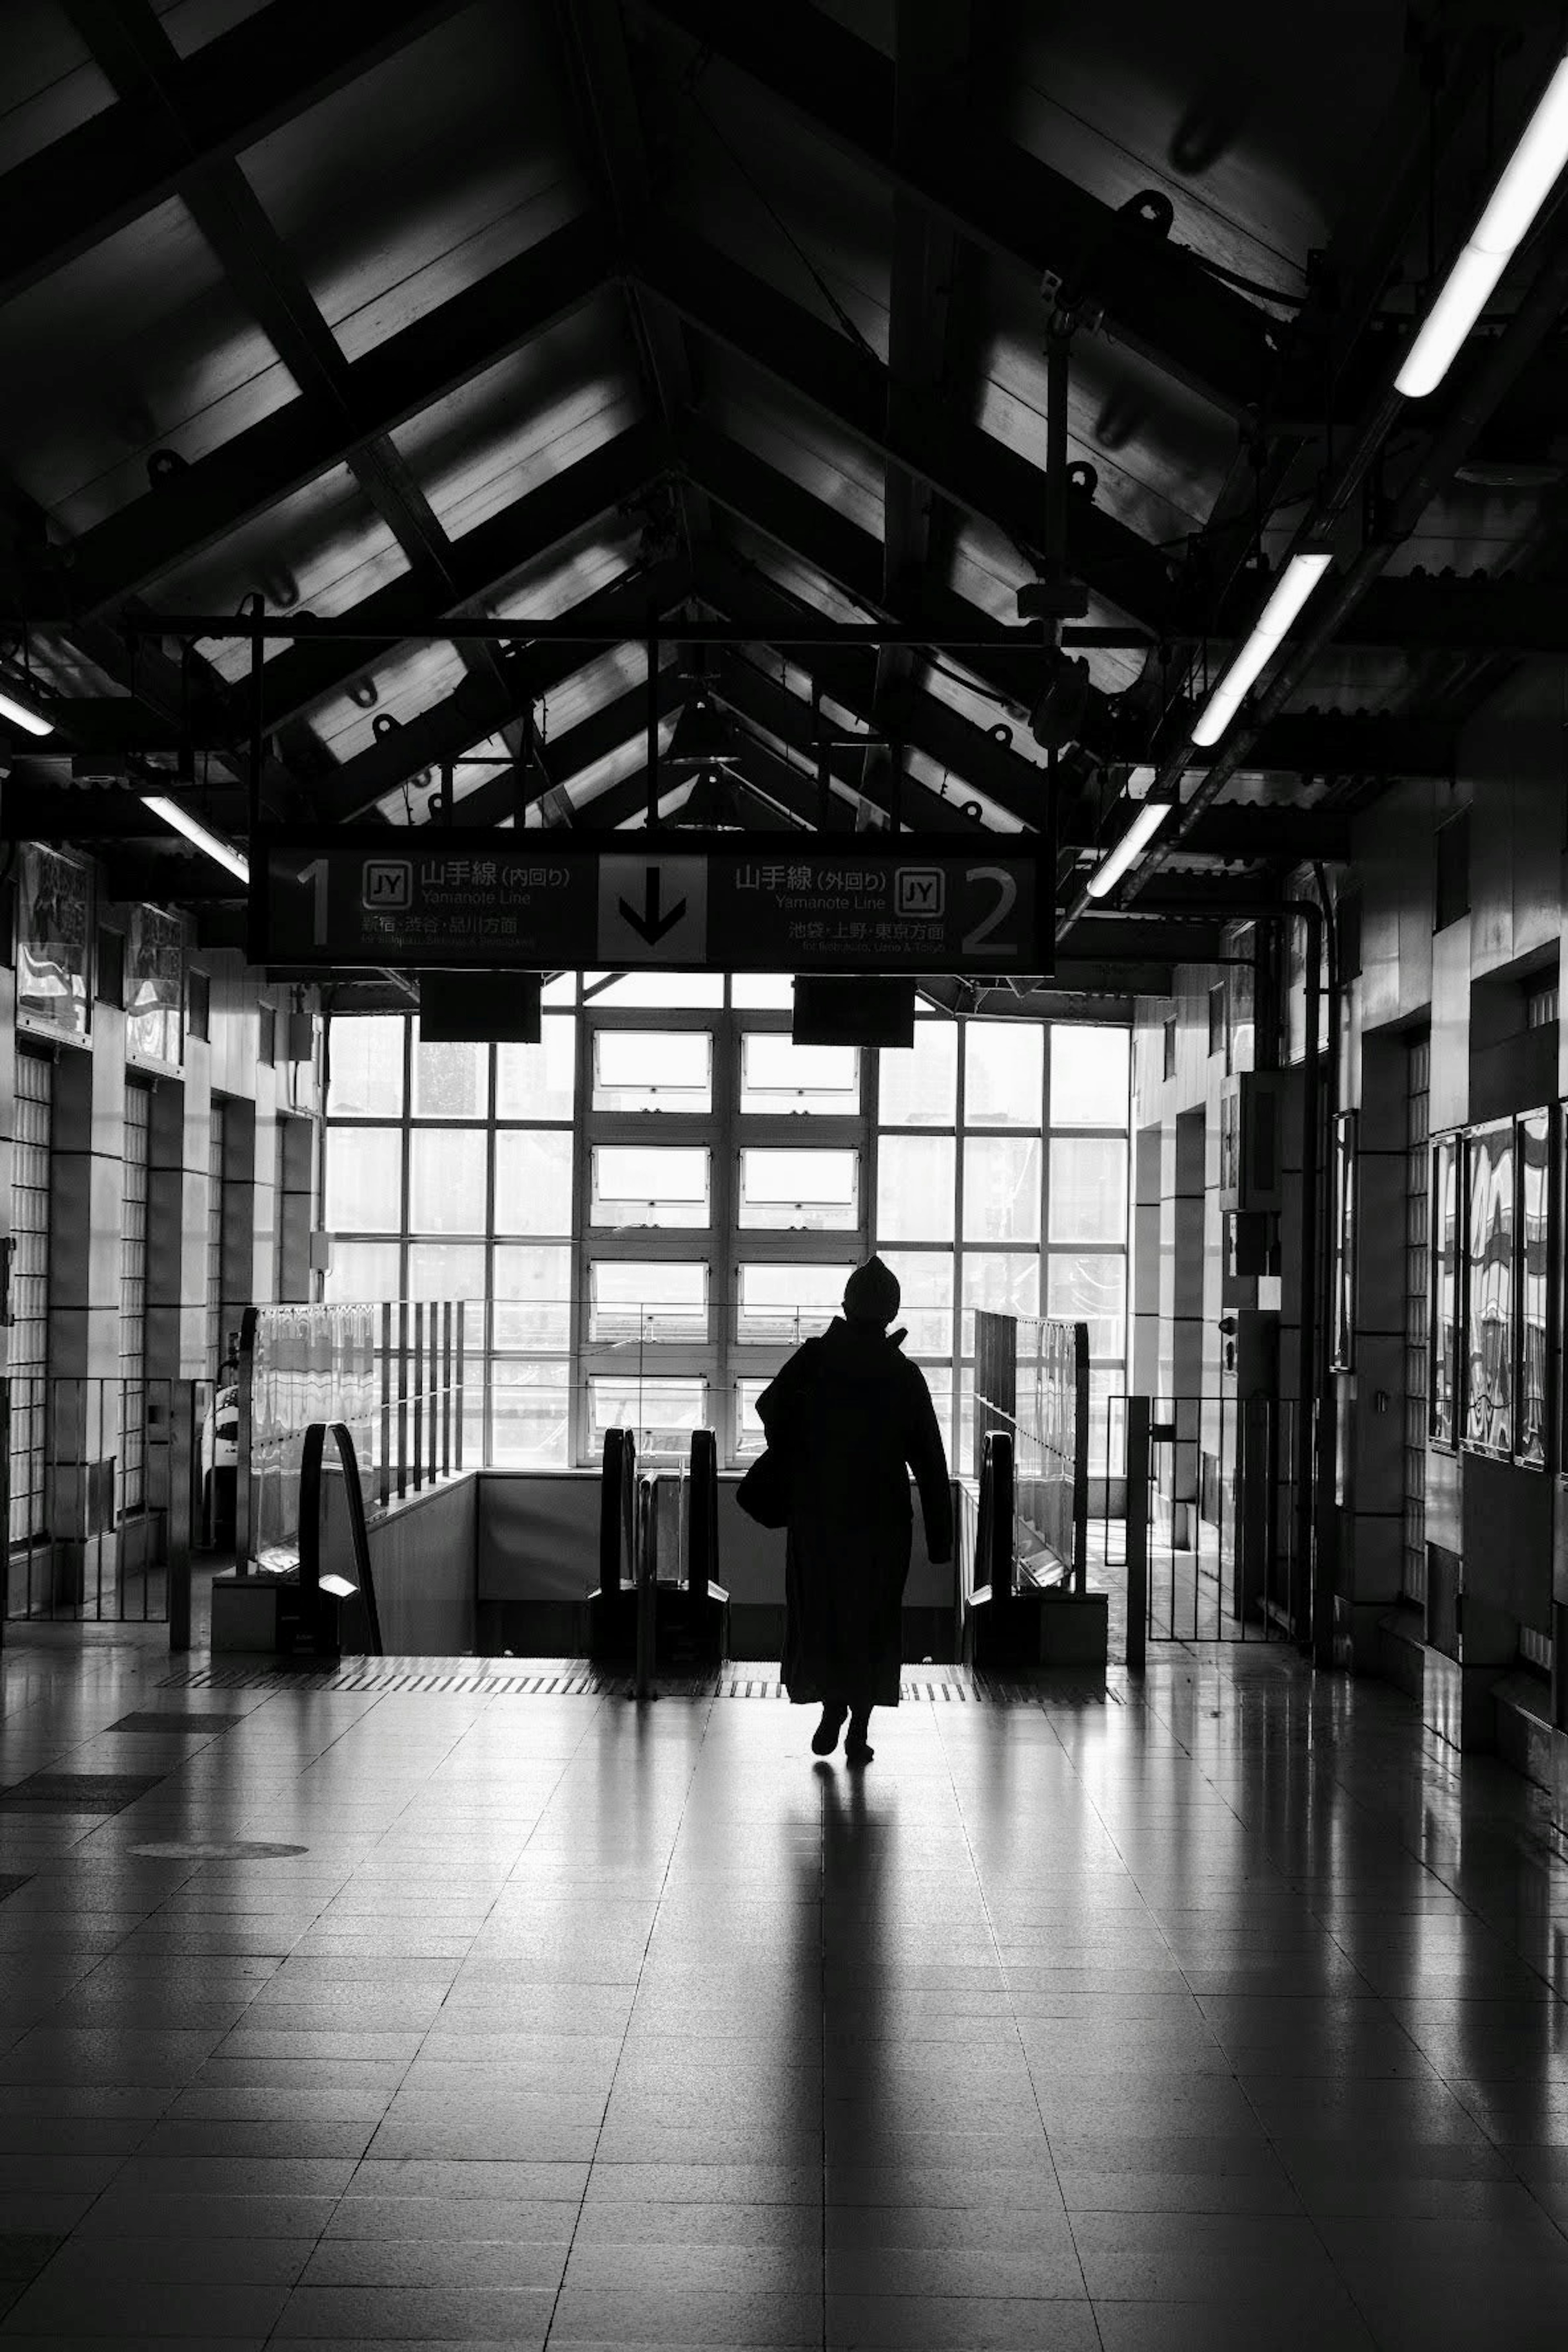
[1, 1630, 1567, 2348]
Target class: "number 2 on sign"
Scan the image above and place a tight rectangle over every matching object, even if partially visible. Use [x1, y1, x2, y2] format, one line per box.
[961, 866, 1018, 956]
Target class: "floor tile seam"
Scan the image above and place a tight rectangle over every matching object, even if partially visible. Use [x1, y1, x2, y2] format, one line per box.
[539, 1687, 722, 2352]
[927, 1703, 1100, 2340]
[250, 1678, 617, 2339]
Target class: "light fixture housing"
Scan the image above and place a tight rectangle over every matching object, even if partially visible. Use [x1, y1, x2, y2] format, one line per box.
[141, 795, 250, 884]
[1085, 795, 1174, 900]
[0, 684, 54, 737]
[665, 695, 740, 771]
[1190, 549, 1334, 749]
[1396, 52, 1568, 399]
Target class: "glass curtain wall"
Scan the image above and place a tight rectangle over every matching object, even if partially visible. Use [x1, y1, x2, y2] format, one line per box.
[323, 978, 1130, 1470]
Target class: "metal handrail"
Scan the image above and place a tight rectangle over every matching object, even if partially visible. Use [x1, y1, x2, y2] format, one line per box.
[298, 1419, 383, 1658]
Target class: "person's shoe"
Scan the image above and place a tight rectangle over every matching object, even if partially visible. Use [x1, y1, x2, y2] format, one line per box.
[812, 1704, 847, 1756]
[844, 1716, 874, 1764]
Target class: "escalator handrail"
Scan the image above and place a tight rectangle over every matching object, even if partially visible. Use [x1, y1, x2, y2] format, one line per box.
[975, 1429, 1015, 1607]
[687, 1427, 717, 1602]
[298, 1419, 383, 1656]
[599, 1426, 637, 1592]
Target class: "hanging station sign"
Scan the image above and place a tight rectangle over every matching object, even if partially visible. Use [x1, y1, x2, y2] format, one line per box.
[254, 831, 1051, 976]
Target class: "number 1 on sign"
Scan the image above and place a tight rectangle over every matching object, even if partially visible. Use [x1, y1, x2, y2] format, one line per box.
[299, 860, 328, 947]
[962, 866, 1018, 956]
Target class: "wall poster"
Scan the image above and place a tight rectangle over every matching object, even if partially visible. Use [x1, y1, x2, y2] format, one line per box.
[126, 904, 185, 1066]
[1430, 1133, 1461, 1448]
[1517, 1107, 1550, 1469]
[1465, 1119, 1515, 1457]
[1330, 1109, 1356, 1372]
[16, 844, 89, 1035]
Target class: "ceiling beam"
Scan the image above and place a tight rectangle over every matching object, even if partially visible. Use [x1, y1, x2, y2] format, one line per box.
[20, 215, 612, 619]
[64, 0, 558, 798]
[313, 557, 691, 820]
[715, 654, 978, 835]
[455, 665, 685, 829]
[638, 0, 1277, 420]
[0, 0, 469, 310]
[634, 221, 1178, 628]
[249, 424, 665, 733]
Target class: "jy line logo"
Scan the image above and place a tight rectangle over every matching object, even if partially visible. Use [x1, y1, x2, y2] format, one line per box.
[362, 860, 412, 912]
[896, 867, 945, 918]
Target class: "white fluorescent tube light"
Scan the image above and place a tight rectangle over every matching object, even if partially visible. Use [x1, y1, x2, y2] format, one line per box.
[1191, 548, 1334, 748]
[0, 685, 54, 737]
[141, 795, 250, 884]
[1086, 795, 1173, 899]
[1396, 52, 1568, 398]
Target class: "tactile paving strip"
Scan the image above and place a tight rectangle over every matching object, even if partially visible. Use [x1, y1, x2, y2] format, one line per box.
[161, 1661, 1119, 1705]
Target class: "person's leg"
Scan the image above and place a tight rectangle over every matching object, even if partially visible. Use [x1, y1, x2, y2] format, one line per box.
[845, 1705, 874, 1763]
[812, 1692, 848, 1754]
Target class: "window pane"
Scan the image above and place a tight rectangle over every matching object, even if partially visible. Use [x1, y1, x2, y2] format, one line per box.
[589, 1375, 708, 1462]
[409, 1129, 486, 1234]
[961, 1251, 1040, 1354]
[493, 1243, 572, 1350]
[734, 1378, 769, 1459]
[593, 1029, 712, 1113]
[964, 1022, 1043, 1127]
[323, 1239, 402, 1304]
[878, 1252, 954, 1356]
[406, 1242, 486, 1309]
[920, 1361, 956, 1460]
[1046, 1251, 1127, 1359]
[325, 1127, 402, 1231]
[591, 1145, 710, 1228]
[327, 1016, 404, 1118]
[735, 1261, 853, 1343]
[738, 1147, 859, 1231]
[412, 1029, 488, 1119]
[490, 1359, 571, 1467]
[963, 1136, 1040, 1244]
[1049, 1137, 1128, 1243]
[590, 1261, 709, 1342]
[731, 974, 794, 1008]
[494, 1129, 574, 1234]
[584, 970, 724, 1007]
[541, 973, 575, 1006]
[496, 1016, 575, 1121]
[1051, 1026, 1130, 1127]
[878, 1023, 956, 1126]
[741, 1035, 860, 1116]
[877, 1134, 955, 1242]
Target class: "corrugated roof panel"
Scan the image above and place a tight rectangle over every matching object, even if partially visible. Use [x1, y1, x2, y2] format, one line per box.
[388, 297, 640, 535]
[140, 466, 410, 685]
[309, 639, 468, 762]
[0, 4, 113, 175]
[488, 517, 650, 622]
[978, 271, 1229, 548]
[235, 1, 587, 365]
[154, 0, 272, 54]
[709, 367, 885, 547]
[0, 192, 295, 531]
[1002, 0, 1406, 285]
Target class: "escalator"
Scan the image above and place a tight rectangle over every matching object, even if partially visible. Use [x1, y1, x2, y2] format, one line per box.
[587, 1425, 728, 1673]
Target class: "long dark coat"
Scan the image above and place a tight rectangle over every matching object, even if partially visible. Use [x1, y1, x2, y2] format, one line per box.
[757, 1319, 953, 1710]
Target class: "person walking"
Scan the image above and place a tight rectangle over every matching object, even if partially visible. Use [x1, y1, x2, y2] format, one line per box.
[755, 1256, 953, 1764]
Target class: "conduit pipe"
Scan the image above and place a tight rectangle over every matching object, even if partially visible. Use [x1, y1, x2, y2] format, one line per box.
[1060, 203, 1568, 930]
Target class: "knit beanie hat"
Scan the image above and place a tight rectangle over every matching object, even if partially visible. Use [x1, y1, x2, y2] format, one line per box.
[842, 1255, 901, 1327]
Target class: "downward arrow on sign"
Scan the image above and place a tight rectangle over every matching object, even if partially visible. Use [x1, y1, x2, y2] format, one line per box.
[618, 866, 687, 944]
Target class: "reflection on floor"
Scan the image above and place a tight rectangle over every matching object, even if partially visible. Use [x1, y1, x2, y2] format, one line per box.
[0, 1628, 1566, 2349]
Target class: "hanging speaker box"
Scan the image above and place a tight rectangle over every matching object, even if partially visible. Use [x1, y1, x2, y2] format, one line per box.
[419, 971, 542, 1043]
[792, 977, 915, 1048]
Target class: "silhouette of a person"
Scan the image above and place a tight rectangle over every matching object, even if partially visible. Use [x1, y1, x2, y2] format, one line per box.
[757, 1256, 952, 1763]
